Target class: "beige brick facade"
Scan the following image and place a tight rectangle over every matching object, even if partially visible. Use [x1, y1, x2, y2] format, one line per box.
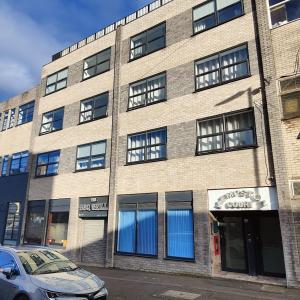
[1, 0, 299, 288]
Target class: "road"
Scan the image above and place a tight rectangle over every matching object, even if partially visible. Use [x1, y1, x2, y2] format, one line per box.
[84, 266, 300, 300]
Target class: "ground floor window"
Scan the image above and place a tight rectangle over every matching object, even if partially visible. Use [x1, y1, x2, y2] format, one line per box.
[24, 199, 70, 248]
[46, 200, 70, 248]
[117, 194, 157, 256]
[166, 191, 194, 260]
[3, 202, 21, 246]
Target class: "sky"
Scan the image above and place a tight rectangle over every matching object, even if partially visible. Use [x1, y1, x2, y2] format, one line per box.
[0, 0, 153, 102]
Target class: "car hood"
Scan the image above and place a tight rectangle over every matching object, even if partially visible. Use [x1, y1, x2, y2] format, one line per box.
[30, 268, 104, 294]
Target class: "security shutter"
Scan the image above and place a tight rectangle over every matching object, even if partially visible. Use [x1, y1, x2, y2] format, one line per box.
[81, 219, 107, 266]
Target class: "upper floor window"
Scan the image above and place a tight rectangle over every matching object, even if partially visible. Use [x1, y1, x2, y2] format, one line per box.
[76, 140, 106, 171]
[83, 48, 111, 80]
[195, 44, 249, 91]
[1, 156, 9, 176]
[8, 108, 16, 129]
[193, 0, 243, 34]
[45, 68, 68, 95]
[269, 0, 300, 28]
[127, 127, 167, 164]
[10, 151, 29, 175]
[40, 107, 64, 135]
[130, 23, 166, 60]
[80, 92, 108, 124]
[196, 109, 256, 154]
[279, 75, 300, 119]
[128, 73, 166, 110]
[17, 101, 35, 125]
[36, 150, 60, 177]
[2, 110, 10, 130]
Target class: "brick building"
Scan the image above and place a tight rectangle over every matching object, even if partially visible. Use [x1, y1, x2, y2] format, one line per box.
[0, 0, 299, 288]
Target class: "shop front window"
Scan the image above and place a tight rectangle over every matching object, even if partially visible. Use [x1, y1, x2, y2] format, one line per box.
[24, 199, 70, 248]
[46, 200, 70, 248]
[3, 202, 21, 246]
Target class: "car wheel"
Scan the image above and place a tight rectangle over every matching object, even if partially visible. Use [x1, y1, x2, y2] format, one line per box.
[15, 295, 29, 300]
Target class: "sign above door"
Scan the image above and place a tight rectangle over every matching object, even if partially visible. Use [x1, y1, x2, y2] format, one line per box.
[208, 187, 278, 211]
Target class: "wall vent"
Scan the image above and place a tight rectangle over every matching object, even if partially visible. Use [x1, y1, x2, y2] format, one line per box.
[291, 181, 300, 197]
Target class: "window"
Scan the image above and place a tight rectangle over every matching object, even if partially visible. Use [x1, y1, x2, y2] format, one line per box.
[4, 202, 21, 246]
[269, 0, 300, 28]
[197, 109, 256, 154]
[76, 140, 106, 171]
[24, 199, 70, 248]
[10, 151, 29, 175]
[2, 111, 9, 131]
[17, 101, 35, 125]
[83, 48, 111, 80]
[80, 92, 108, 123]
[24, 201, 46, 245]
[130, 23, 166, 60]
[0, 251, 17, 270]
[127, 128, 167, 164]
[128, 73, 166, 109]
[193, 0, 243, 34]
[46, 199, 70, 248]
[40, 107, 64, 135]
[195, 44, 249, 90]
[166, 191, 194, 260]
[36, 150, 60, 177]
[117, 194, 157, 256]
[45, 68, 68, 95]
[8, 108, 16, 128]
[1, 156, 9, 176]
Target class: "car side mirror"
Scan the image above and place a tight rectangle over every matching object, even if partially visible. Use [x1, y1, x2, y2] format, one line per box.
[1, 267, 13, 279]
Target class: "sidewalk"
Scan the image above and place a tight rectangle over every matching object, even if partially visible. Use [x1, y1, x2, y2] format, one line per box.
[83, 266, 300, 300]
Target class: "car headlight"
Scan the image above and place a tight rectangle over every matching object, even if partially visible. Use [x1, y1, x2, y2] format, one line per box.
[40, 289, 87, 300]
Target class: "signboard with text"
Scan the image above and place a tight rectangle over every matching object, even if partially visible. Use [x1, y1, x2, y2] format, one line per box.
[208, 187, 278, 211]
[79, 196, 108, 218]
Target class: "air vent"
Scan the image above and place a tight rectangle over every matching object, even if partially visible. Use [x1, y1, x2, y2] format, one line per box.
[280, 76, 300, 119]
[291, 181, 300, 197]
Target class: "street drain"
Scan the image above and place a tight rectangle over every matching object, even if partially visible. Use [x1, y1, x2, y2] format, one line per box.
[159, 290, 201, 299]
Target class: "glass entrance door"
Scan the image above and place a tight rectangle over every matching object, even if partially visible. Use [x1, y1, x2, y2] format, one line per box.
[217, 211, 285, 277]
[219, 217, 248, 273]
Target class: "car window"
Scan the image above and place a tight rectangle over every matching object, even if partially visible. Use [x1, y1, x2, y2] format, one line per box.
[0, 251, 17, 269]
[17, 249, 78, 275]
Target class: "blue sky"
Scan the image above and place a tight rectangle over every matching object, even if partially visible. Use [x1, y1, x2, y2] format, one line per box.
[0, 0, 152, 101]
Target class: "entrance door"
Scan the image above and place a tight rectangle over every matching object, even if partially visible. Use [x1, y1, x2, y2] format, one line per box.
[218, 211, 285, 277]
[219, 216, 248, 273]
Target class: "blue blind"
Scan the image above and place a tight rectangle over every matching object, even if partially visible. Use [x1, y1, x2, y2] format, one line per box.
[167, 209, 194, 259]
[137, 210, 157, 255]
[117, 211, 136, 253]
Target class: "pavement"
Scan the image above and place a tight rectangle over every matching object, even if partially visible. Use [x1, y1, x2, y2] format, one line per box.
[83, 266, 300, 300]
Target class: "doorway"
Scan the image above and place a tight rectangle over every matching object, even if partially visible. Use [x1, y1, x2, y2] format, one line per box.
[214, 211, 285, 277]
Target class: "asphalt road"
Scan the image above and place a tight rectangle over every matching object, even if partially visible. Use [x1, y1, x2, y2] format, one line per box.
[83, 266, 300, 300]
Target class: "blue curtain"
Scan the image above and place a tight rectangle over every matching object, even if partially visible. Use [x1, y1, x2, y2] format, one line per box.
[167, 209, 194, 259]
[137, 210, 157, 255]
[117, 210, 136, 253]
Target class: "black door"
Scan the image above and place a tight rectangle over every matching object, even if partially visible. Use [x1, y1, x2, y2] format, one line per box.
[217, 211, 285, 277]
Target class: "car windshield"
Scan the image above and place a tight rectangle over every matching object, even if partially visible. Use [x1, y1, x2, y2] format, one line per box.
[17, 249, 78, 275]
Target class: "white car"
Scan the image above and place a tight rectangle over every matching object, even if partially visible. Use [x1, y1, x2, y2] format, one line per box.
[0, 246, 108, 300]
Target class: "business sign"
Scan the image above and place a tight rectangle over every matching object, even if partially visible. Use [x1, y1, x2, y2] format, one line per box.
[208, 187, 278, 211]
[79, 196, 108, 218]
